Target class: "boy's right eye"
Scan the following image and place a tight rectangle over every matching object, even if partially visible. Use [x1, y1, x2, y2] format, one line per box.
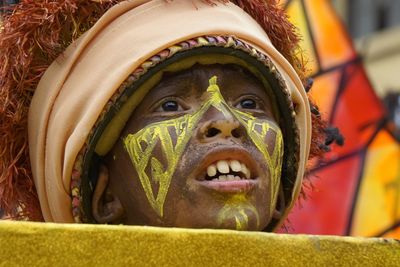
[153, 98, 185, 113]
[162, 100, 179, 111]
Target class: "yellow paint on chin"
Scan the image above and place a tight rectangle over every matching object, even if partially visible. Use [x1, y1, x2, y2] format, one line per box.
[124, 76, 283, 218]
[217, 194, 259, 230]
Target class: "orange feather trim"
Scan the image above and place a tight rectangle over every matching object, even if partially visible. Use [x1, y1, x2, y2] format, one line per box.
[0, 0, 122, 220]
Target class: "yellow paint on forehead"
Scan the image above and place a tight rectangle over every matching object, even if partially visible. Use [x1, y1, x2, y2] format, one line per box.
[124, 76, 283, 217]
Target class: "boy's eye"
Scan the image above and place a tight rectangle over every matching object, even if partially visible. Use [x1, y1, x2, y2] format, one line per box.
[238, 98, 257, 109]
[152, 98, 187, 113]
[161, 100, 182, 112]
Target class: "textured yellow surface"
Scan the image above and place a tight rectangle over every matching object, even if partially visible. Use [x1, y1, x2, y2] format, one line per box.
[0, 221, 399, 266]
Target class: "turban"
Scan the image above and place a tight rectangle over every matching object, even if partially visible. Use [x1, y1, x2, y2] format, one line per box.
[27, 0, 311, 229]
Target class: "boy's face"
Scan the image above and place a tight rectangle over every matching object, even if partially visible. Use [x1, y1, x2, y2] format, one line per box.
[104, 64, 284, 231]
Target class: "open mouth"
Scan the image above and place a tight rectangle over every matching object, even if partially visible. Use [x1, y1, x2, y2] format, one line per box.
[194, 149, 260, 194]
[205, 159, 252, 181]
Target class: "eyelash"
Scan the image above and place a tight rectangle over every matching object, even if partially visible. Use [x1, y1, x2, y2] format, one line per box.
[151, 95, 265, 116]
[234, 95, 264, 111]
[151, 97, 187, 113]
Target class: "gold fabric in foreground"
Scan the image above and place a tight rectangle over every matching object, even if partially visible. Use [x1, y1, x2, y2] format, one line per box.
[0, 221, 399, 266]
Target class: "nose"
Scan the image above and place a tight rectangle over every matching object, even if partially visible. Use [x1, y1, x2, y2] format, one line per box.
[197, 118, 245, 142]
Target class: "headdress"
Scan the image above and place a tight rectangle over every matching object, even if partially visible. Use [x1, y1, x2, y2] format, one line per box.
[0, 0, 327, 230]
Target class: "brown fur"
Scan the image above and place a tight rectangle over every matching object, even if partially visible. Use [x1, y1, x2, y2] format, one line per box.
[0, 0, 122, 220]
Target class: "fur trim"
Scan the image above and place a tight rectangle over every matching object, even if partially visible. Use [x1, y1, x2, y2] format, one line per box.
[0, 0, 121, 220]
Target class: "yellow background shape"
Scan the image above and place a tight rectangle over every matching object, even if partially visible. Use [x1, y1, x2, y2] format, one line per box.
[352, 130, 400, 236]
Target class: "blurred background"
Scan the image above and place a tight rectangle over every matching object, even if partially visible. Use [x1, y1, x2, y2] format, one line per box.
[333, 0, 400, 97]
[280, 0, 400, 238]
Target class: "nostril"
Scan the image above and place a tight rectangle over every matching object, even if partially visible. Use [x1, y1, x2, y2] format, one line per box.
[231, 128, 242, 138]
[206, 127, 221, 138]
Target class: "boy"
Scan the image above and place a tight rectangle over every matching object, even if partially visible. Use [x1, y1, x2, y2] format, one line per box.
[0, 0, 326, 231]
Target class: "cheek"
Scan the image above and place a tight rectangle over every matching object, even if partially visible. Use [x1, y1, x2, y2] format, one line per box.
[264, 127, 284, 172]
[122, 113, 201, 218]
[240, 119, 283, 215]
[123, 127, 175, 217]
[264, 127, 284, 216]
[106, 143, 152, 221]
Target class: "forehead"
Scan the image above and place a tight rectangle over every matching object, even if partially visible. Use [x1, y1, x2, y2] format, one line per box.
[147, 64, 270, 99]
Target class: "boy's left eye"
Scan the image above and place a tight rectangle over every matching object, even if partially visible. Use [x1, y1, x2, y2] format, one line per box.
[156, 99, 184, 112]
[162, 100, 179, 111]
[237, 98, 257, 109]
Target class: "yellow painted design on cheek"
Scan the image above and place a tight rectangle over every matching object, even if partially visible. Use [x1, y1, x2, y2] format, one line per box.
[204, 77, 284, 216]
[124, 76, 283, 218]
[217, 194, 260, 230]
[123, 77, 224, 216]
[124, 113, 202, 217]
[232, 109, 284, 216]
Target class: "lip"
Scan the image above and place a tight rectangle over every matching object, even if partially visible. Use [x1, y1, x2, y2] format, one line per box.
[200, 179, 257, 193]
[191, 147, 261, 194]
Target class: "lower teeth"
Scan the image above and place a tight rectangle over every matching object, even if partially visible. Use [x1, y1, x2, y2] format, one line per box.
[211, 175, 242, 181]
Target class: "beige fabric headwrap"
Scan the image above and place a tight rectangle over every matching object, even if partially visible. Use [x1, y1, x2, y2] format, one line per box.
[28, 0, 311, 224]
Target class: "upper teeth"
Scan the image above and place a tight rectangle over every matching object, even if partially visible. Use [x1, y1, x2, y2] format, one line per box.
[206, 160, 251, 179]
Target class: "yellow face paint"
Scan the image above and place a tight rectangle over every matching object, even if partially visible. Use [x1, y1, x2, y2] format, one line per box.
[124, 76, 283, 218]
[217, 194, 260, 230]
[232, 109, 284, 216]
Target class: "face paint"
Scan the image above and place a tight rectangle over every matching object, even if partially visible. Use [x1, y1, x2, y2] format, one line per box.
[124, 76, 283, 218]
[232, 109, 284, 216]
[123, 113, 201, 217]
[205, 77, 284, 216]
[123, 77, 222, 216]
[217, 194, 260, 230]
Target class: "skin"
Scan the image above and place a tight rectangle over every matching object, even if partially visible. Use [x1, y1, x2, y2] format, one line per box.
[95, 64, 284, 231]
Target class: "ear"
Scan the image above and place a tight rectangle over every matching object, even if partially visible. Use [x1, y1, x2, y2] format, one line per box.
[272, 182, 286, 220]
[92, 164, 124, 223]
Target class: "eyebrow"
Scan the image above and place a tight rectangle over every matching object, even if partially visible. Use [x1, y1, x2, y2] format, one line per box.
[144, 73, 197, 107]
